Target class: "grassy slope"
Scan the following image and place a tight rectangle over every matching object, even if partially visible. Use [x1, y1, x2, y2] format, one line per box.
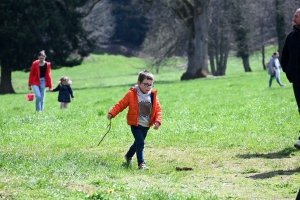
[0, 48, 299, 199]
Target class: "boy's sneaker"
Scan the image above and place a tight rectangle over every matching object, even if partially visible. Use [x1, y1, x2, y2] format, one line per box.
[124, 155, 132, 165]
[294, 138, 300, 149]
[138, 162, 148, 170]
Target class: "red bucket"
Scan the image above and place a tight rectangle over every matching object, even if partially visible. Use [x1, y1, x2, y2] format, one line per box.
[26, 93, 34, 101]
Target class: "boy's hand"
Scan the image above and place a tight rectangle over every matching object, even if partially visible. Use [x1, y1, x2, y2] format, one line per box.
[154, 122, 160, 130]
[107, 114, 113, 120]
[28, 86, 32, 90]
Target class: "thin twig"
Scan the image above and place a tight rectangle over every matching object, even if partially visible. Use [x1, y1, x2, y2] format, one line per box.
[97, 119, 111, 146]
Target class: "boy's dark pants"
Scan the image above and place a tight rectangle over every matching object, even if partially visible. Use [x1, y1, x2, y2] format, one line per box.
[126, 125, 149, 165]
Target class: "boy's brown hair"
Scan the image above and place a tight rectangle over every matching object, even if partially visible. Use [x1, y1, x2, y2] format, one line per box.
[138, 70, 154, 82]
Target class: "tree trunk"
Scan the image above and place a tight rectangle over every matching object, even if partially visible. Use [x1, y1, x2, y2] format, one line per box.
[208, 42, 216, 75]
[258, 0, 268, 70]
[275, 0, 286, 57]
[0, 59, 15, 94]
[181, 37, 196, 80]
[242, 56, 252, 72]
[181, 0, 210, 80]
[262, 44, 266, 69]
[193, 0, 209, 77]
[229, 0, 252, 72]
[218, 44, 229, 75]
[207, 0, 230, 76]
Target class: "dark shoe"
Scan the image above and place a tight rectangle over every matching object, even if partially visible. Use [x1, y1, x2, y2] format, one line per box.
[124, 155, 132, 165]
[138, 162, 148, 170]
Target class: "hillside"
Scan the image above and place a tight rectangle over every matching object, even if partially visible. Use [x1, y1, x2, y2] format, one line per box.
[1, 52, 299, 199]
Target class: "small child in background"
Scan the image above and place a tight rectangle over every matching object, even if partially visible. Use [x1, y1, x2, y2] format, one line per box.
[51, 76, 74, 109]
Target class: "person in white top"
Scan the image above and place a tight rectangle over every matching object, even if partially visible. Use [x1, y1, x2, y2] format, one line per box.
[268, 52, 285, 88]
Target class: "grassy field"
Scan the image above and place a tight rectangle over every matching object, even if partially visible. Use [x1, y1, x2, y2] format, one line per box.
[1, 49, 300, 199]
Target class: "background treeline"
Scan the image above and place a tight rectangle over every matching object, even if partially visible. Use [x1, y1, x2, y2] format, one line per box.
[86, 0, 297, 77]
[0, 0, 298, 93]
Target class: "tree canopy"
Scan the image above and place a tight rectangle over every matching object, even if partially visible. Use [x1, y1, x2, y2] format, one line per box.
[0, 0, 95, 94]
[111, 0, 150, 46]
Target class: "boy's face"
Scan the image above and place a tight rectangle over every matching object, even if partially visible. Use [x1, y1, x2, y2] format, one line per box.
[138, 79, 154, 94]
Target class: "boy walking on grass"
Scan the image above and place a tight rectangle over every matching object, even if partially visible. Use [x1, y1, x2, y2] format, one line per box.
[107, 70, 162, 169]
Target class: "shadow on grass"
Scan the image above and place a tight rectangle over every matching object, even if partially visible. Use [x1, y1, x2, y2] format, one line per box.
[236, 147, 298, 159]
[247, 167, 300, 179]
[238, 147, 300, 179]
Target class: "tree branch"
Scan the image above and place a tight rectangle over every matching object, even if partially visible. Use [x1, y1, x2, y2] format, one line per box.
[82, 0, 102, 17]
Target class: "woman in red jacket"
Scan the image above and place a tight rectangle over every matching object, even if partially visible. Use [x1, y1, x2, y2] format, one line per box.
[28, 50, 53, 111]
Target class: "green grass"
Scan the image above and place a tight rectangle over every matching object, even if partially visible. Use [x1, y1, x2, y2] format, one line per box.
[1, 48, 300, 199]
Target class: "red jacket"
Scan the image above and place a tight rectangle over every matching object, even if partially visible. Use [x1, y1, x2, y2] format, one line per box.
[109, 87, 162, 127]
[28, 60, 53, 88]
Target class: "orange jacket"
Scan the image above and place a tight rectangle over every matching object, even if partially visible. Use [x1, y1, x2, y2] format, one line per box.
[109, 87, 162, 127]
[28, 60, 53, 88]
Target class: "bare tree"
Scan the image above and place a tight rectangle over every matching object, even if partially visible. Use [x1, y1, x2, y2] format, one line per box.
[229, 0, 252, 72]
[169, 0, 211, 80]
[275, 0, 286, 57]
[81, 0, 115, 47]
[141, 0, 188, 73]
[140, 0, 300, 78]
[208, 0, 231, 76]
[245, 0, 277, 70]
[257, 0, 274, 69]
[190, 0, 210, 78]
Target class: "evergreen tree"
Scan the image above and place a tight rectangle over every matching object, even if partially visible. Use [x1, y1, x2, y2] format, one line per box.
[110, 0, 150, 46]
[0, 0, 95, 94]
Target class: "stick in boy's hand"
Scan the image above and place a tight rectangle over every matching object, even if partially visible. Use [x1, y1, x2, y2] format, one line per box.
[97, 119, 112, 146]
